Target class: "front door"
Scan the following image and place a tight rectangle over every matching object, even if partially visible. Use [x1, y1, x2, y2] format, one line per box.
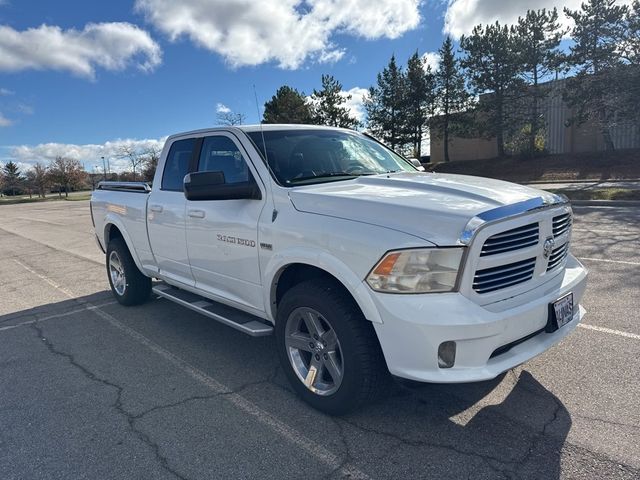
[185, 133, 266, 312]
[147, 137, 196, 286]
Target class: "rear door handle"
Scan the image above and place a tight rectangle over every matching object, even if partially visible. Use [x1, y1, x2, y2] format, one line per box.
[188, 209, 206, 219]
[149, 204, 163, 213]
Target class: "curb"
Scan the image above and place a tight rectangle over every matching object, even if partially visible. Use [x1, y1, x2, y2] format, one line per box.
[525, 178, 640, 185]
[570, 200, 640, 207]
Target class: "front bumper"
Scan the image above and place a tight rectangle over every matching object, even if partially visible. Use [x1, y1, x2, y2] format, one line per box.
[370, 254, 588, 383]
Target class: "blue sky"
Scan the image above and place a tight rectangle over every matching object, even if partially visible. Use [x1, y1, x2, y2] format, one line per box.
[0, 0, 606, 170]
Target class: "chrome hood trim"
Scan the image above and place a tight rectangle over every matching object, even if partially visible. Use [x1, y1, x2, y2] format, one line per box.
[458, 194, 570, 245]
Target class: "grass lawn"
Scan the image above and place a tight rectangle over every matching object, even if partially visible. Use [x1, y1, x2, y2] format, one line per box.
[548, 188, 640, 201]
[0, 191, 91, 205]
[432, 148, 640, 183]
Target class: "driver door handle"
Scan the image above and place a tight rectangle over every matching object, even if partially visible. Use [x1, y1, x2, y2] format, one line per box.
[188, 209, 206, 219]
[149, 204, 163, 213]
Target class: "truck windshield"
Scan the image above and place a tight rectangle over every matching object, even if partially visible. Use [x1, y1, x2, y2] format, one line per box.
[246, 129, 416, 186]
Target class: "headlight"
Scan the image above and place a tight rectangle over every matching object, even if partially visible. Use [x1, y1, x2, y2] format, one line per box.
[366, 248, 464, 293]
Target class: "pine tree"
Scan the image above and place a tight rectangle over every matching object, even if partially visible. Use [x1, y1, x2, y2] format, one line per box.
[263, 86, 314, 124]
[2, 161, 22, 196]
[310, 75, 360, 129]
[460, 22, 523, 157]
[564, 0, 629, 150]
[434, 37, 469, 162]
[514, 8, 565, 157]
[365, 55, 408, 150]
[404, 52, 435, 158]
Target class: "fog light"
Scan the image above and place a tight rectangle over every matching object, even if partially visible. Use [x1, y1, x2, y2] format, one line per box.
[438, 341, 456, 368]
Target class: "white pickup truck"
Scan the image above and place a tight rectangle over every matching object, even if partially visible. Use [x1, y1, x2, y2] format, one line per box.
[91, 125, 587, 414]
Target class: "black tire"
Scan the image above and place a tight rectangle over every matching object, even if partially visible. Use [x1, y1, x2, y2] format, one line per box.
[106, 237, 151, 306]
[276, 278, 388, 415]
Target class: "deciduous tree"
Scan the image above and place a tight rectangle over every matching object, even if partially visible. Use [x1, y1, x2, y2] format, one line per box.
[49, 157, 85, 198]
[25, 163, 50, 198]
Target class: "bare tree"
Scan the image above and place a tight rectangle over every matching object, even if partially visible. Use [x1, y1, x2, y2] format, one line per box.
[25, 163, 50, 198]
[117, 145, 147, 181]
[217, 111, 246, 126]
[141, 146, 161, 182]
[49, 157, 85, 198]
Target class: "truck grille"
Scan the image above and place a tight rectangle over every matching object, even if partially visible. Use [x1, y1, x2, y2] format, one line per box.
[480, 222, 539, 257]
[552, 213, 571, 237]
[546, 243, 569, 272]
[473, 257, 537, 294]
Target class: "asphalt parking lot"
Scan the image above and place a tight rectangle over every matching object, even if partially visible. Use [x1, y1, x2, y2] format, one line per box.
[1, 200, 639, 480]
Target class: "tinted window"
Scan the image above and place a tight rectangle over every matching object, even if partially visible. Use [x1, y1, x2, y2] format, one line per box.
[161, 138, 195, 191]
[198, 136, 250, 184]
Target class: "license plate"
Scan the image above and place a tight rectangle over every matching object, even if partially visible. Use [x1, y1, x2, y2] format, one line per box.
[552, 293, 574, 329]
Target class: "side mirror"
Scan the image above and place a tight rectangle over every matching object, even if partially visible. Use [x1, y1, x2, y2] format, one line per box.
[408, 158, 426, 172]
[183, 171, 262, 201]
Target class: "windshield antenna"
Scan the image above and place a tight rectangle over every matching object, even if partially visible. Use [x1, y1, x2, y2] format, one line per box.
[253, 84, 278, 221]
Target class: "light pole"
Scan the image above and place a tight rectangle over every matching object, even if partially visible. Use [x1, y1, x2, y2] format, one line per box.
[101, 156, 107, 181]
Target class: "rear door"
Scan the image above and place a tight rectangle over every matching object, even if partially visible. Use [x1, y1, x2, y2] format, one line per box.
[147, 137, 198, 286]
[185, 133, 266, 312]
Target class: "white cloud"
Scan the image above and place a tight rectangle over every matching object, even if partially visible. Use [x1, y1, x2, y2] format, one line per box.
[0, 112, 12, 127]
[0, 87, 14, 95]
[5, 138, 166, 171]
[444, 0, 634, 39]
[422, 51, 440, 71]
[135, 0, 421, 69]
[216, 103, 231, 114]
[0, 22, 162, 79]
[341, 87, 368, 122]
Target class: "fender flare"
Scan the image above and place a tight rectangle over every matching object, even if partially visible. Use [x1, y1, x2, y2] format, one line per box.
[263, 247, 382, 324]
[103, 214, 146, 273]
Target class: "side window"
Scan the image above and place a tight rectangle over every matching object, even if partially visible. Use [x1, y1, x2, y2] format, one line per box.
[161, 138, 195, 191]
[198, 136, 251, 184]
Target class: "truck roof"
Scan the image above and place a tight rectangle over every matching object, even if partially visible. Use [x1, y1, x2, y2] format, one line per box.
[166, 124, 356, 142]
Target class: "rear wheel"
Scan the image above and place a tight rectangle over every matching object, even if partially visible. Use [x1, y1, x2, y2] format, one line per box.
[276, 279, 388, 414]
[106, 237, 151, 306]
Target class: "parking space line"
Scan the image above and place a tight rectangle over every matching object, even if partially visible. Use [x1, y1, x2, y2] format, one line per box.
[578, 257, 640, 266]
[579, 323, 640, 340]
[0, 301, 118, 333]
[12, 254, 370, 480]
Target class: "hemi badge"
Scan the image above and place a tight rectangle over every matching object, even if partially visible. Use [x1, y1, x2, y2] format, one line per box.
[260, 243, 273, 251]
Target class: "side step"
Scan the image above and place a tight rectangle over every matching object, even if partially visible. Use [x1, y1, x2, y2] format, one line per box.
[152, 283, 273, 337]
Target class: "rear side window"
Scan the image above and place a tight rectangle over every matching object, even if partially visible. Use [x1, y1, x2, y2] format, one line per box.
[161, 138, 195, 191]
[198, 136, 250, 184]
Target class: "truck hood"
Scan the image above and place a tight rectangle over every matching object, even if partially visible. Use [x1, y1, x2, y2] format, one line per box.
[288, 172, 554, 246]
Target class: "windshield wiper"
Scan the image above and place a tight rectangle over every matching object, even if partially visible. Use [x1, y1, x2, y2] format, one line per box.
[287, 172, 374, 184]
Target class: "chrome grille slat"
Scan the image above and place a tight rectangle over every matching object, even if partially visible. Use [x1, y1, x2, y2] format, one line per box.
[547, 243, 569, 271]
[480, 222, 539, 257]
[552, 213, 572, 237]
[473, 258, 536, 294]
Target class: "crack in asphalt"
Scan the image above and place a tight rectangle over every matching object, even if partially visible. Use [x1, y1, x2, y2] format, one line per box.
[28, 318, 287, 480]
[31, 320, 191, 480]
[338, 417, 513, 479]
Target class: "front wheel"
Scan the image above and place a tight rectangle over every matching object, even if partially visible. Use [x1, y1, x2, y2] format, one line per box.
[106, 237, 151, 306]
[276, 279, 388, 414]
